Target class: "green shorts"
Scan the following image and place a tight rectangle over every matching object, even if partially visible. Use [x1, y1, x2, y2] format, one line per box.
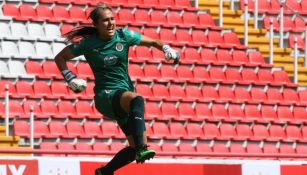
[94, 89, 130, 134]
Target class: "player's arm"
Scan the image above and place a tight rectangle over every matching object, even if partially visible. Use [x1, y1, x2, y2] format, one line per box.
[139, 35, 180, 64]
[55, 47, 87, 93]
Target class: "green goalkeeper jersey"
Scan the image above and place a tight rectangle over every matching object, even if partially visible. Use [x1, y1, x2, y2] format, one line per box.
[68, 28, 141, 94]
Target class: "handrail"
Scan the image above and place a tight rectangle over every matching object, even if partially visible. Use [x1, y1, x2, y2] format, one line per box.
[274, 0, 307, 67]
[0, 148, 306, 159]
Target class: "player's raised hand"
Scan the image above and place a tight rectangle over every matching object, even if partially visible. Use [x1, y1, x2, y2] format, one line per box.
[162, 45, 180, 64]
[62, 70, 87, 93]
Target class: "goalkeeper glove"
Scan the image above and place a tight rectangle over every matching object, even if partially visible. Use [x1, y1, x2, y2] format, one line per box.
[62, 70, 87, 93]
[162, 45, 180, 64]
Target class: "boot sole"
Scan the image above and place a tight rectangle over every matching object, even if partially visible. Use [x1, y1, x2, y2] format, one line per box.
[136, 151, 156, 164]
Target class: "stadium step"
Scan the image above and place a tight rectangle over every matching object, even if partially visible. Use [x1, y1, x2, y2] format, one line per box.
[209, 9, 243, 18]
[0, 126, 5, 136]
[199, 0, 231, 8]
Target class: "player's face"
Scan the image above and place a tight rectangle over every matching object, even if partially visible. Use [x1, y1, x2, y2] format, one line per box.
[95, 9, 116, 40]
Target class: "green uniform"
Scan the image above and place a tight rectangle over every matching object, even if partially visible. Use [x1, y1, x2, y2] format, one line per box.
[68, 29, 142, 126]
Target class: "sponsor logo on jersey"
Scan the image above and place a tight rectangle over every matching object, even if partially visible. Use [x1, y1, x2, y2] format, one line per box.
[103, 55, 118, 66]
[104, 90, 112, 93]
[115, 43, 123, 52]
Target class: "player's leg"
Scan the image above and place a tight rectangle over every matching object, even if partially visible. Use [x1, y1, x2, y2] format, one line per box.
[94, 90, 136, 175]
[119, 91, 155, 163]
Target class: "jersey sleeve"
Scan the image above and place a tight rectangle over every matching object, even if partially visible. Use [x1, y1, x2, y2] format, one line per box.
[67, 39, 87, 56]
[122, 29, 142, 46]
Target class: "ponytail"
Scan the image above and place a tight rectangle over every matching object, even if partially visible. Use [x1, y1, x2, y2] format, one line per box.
[62, 3, 113, 43]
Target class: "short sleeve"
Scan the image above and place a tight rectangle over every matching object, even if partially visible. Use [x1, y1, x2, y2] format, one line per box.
[122, 29, 142, 46]
[68, 39, 87, 56]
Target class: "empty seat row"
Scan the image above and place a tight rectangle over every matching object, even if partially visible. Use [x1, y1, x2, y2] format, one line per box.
[241, 0, 307, 15]
[0, 60, 29, 77]
[289, 34, 305, 51]
[1, 41, 65, 59]
[13, 120, 125, 139]
[148, 122, 307, 142]
[145, 101, 307, 123]
[39, 0, 196, 11]
[2, 4, 205, 29]
[13, 119, 307, 142]
[263, 16, 305, 33]
[130, 64, 291, 86]
[137, 82, 305, 105]
[39, 141, 307, 157]
[1, 80, 94, 99]
[0, 22, 62, 41]
[1, 99, 100, 119]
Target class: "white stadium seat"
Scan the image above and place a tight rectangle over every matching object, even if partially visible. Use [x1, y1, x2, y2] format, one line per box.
[19, 41, 39, 59]
[0, 60, 10, 75]
[35, 42, 53, 59]
[28, 23, 49, 41]
[52, 42, 66, 56]
[1, 41, 21, 58]
[44, 24, 62, 41]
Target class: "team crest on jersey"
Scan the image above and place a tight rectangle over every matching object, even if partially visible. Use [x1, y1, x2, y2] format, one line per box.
[104, 55, 118, 66]
[115, 43, 123, 52]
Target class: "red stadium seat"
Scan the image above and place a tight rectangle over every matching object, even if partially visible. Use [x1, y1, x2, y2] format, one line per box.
[42, 61, 62, 79]
[216, 49, 233, 64]
[76, 101, 94, 117]
[101, 121, 120, 137]
[152, 84, 170, 100]
[198, 13, 220, 30]
[183, 47, 202, 63]
[228, 104, 245, 120]
[161, 142, 178, 153]
[253, 124, 269, 140]
[93, 142, 110, 152]
[202, 86, 218, 102]
[218, 86, 235, 101]
[209, 67, 226, 82]
[152, 122, 171, 138]
[179, 143, 196, 154]
[167, 11, 183, 26]
[213, 143, 229, 153]
[203, 123, 220, 139]
[225, 68, 243, 83]
[25, 61, 44, 77]
[223, 32, 246, 49]
[134, 9, 151, 25]
[220, 123, 236, 139]
[76, 62, 94, 79]
[285, 125, 302, 141]
[236, 124, 253, 140]
[40, 142, 57, 152]
[196, 143, 212, 153]
[232, 50, 250, 65]
[269, 125, 286, 141]
[182, 12, 200, 27]
[150, 11, 167, 25]
[128, 64, 144, 80]
[143, 28, 159, 40]
[51, 81, 69, 98]
[84, 121, 103, 138]
[159, 0, 175, 8]
[283, 89, 300, 104]
[69, 7, 86, 23]
[246, 144, 263, 154]
[251, 88, 267, 103]
[234, 87, 252, 102]
[185, 85, 203, 101]
[277, 106, 294, 122]
[177, 65, 195, 81]
[13, 121, 29, 137]
[193, 66, 210, 81]
[273, 70, 296, 87]
[279, 144, 295, 154]
[41, 100, 59, 117]
[296, 144, 307, 155]
[136, 84, 153, 99]
[289, 34, 305, 51]
[258, 69, 275, 84]
[160, 65, 177, 80]
[33, 81, 53, 98]
[176, 29, 193, 45]
[52, 6, 71, 22]
[299, 90, 307, 104]
[161, 103, 179, 120]
[160, 29, 177, 44]
[58, 142, 74, 151]
[266, 89, 283, 104]
[293, 106, 307, 122]
[66, 121, 88, 138]
[23, 100, 41, 118]
[263, 143, 279, 154]
[75, 142, 92, 153]
[186, 123, 204, 139]
[195, 103, 212, 120]
[169, 122, 188, 138]
[248, 51, 271, 67]
[294, 17, 305, 32]
[230, 143, 247, 155]
[34, 121, 50, 138]
[48, 121, 69, 138]
[207, 31, 228, 48]
[261, 105, 278, 122]
[117, 9, 134, 25]
[244, 105, 262, 122]
[212, 104, 229, 121]
[192, 30, 208, 46]
[15, 81, 34, 97]
[241, 68, 258, 84]
[145, 102, 162, 119]
[9, 100, 25, 117]
[178, 103, 196, 120]
[136, 46, 153, 61]
[58, 101, 77, 117]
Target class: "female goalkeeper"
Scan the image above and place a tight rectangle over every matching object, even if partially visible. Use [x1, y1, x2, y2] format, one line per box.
[54, 4, 179, 175]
